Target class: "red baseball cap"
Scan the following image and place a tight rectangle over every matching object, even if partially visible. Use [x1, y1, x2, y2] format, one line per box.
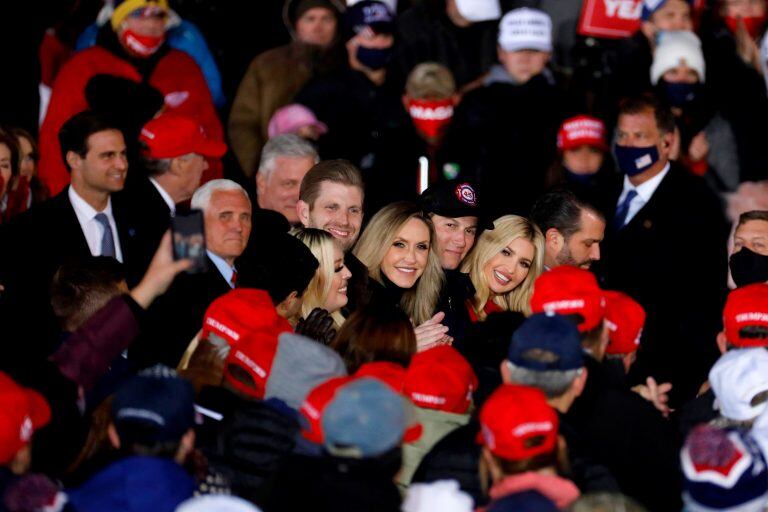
[300, 375, 356, 443]
[0, 372, 51, 464]
[478, 384, 558, 461]
[723, 283, 768, 348]
[604, 290, 646, 355]
[557, 115, 607, 152]
[530, 266, 606, 332]
[353, 362, 422, 442]
[404, 346, 478, 414]
[202, 289, 292, 347]
[223, 330, 280, 399]
[139, 114, 227, 159]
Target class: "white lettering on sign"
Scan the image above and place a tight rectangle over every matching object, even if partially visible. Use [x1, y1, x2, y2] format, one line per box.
[603, 0, 641, 19]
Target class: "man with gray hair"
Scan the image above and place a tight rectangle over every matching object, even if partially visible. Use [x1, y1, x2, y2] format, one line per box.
[131, 179, 252, 368]
[502, 313, 620, 494]
[256, 134, 319, 224]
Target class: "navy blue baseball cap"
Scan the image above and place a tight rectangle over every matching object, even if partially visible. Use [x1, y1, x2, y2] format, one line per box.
[508, 313, 584, 371]
[345, 0, 394, 35]
[112, 365, 196, 443]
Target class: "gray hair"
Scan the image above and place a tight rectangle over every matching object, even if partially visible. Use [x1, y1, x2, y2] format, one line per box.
[191, 179, 250, 212]
[258, 134, 319, 180]
[505, 361, 582, 398]
[141, 156, 173, 176]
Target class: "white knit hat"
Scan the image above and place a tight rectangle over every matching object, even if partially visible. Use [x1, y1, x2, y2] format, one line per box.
[455, 0, 501, 22]
[402, 480, 474, 512]
[650, 30, 705, 84]
[498, 8, 552, 52]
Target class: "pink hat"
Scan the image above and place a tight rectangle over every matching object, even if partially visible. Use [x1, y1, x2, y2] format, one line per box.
[267, 104, 328, 139]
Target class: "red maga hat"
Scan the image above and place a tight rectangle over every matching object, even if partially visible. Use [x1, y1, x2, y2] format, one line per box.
[223, 330, 280, 399]
[404, 346, 478, 414]
[479, 384, 558, 461]
[723, 283, 768, 348]
[530, 266, 606, 332]
[202, 289, 291, 347]
[140, 114, 226, 159]
[300, 375, 356, 444]
[0, 372, 51, 464]
[557, 115, 607, 152]
[604, 290, 645, 355]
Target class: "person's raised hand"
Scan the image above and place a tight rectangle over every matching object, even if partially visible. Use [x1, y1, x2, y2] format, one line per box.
[414, 311, 453, 352]
[130, 231, 192, 309]
[632, 377, 673, 418]
[688, 131, 710, 163]
[295, 307, 337, 345]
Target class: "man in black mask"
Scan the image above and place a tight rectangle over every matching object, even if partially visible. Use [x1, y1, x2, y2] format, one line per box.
[731, 210, 768, 286]
[597, 94, 728, 406]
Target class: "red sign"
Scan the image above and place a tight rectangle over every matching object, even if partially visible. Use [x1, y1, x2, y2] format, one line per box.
[577, 0, 643, 39]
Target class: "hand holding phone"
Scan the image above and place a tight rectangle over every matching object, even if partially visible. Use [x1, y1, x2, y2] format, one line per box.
[171, 209, 208, 273]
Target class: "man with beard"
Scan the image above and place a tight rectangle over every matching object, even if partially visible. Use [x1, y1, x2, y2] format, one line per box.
[530, 187, 605, 270]
[297, 159, 368, 314]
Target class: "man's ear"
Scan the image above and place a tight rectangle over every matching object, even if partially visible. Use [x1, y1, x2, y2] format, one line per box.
[107, 423, 121, 450]
[500, 360, 512, 384]
[65, 151, 82, 173]
[545, 228, 563, 253]
[716, 331, 729, 355]
[175, 428, 196, 464]
[255, 171, 266, 196]
[296, 200, 311, 227]
[276, 290, 299, 318]
[640, 21, 656, 43]
[572, 367, 588, 397]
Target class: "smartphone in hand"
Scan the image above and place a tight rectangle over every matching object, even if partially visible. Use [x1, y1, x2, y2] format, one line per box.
[171, 209, 208, 273]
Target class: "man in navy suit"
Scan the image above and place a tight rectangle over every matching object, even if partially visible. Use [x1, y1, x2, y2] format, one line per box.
[0, 110, 135, 364]
[115, 114, 226, 285]
[597, 95, 728, 405]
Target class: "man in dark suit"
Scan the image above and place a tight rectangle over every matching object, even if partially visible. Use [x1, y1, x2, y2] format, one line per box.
[116, 114, 226, 285]
[0, 110, 134, 364]
[130, 179, 253, 368]
[597, 95, 728, 405]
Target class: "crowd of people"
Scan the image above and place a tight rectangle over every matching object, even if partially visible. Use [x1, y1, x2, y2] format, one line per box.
[0, 0, 768, 510]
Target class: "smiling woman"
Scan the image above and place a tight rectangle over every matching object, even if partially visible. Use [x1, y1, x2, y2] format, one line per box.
[353, 201, 445, 325]
[462, 215, 544, 321]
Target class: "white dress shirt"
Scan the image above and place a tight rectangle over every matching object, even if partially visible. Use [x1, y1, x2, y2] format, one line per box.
[149, 177, 176, 215]
[207, 250, 235, 288]
[616, 162, 670, 227]
[68, 186, 123, 262]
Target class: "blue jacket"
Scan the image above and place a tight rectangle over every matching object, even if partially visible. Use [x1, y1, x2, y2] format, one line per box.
[67, 456, 194, 512]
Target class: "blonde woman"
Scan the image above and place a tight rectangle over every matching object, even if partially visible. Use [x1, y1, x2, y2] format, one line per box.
[353, 201, 449, 348]
[291, 227, 351, 328]
[462, 215, 544, 322]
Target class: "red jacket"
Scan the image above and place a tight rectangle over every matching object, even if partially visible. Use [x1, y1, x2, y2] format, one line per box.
[39, 45, 223, 196]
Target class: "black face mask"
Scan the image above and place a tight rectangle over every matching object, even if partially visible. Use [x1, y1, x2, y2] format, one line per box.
[730, 248, 768, 287]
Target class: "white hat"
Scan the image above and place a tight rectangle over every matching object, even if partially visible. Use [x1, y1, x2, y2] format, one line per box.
[710, 348, 768, 421]
[402, 480, 474, 512]
[498, 8, 552, 53]
[176, 496, 261, 512]
[455, 0, 501, 22]
[650, 30, 705, 85]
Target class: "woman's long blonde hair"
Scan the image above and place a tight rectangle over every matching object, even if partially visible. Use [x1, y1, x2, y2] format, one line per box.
[461, 215, 544, 320]
[353, 201, 444, 325]
[291, 227, 347, 328]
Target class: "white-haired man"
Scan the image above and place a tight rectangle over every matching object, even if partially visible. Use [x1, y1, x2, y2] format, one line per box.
[131, 179, 252, 368]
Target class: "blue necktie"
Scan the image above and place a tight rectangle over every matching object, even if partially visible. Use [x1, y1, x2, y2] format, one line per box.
[94, 213, 116, 258]
[613, 190, 638, 231]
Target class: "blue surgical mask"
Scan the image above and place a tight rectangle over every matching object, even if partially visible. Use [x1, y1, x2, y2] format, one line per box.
[661, 81, 701, 108]
[356, 46, 392, 70]
[613, 144, 660, 177]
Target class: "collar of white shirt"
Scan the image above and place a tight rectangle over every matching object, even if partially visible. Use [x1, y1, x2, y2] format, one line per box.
[617, 161, 671, 206]
[68, 185, 123, 261]
[207, 249, 235, 288]
[149, 177, 176, 214]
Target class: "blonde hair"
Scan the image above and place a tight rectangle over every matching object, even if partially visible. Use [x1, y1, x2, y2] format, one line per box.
[461, 215, 544, 319]
[291, 227, 346, 327]
[353, 202, 445, 325]
[405, 62, 456, 99]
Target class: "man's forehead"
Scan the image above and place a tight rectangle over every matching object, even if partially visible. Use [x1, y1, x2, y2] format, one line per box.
[433, 213, 478, 226]
[210, 190, 251, 210]
[86, 129, 125, 151]
[315, 182, 363, 205]
[737, 220, 768, 237]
